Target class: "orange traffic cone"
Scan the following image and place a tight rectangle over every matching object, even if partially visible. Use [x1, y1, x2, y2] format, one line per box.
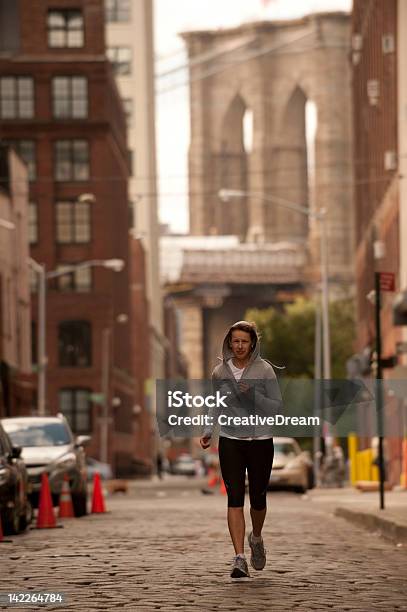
[58, 475, 74, 519]
[36, 473, 57, 529]
[91, 473, 106, 513]
[207, 468, 218, 488]
[220, 479, 227, 495]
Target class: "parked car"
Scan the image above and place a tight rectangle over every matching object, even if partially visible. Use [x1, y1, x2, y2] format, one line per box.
[171, 453, 196, 476]
[2, 415, 89, 517]
[86, 457, 113, 481]
[268, 437, 311, 493]
[0, 420, 31, 534]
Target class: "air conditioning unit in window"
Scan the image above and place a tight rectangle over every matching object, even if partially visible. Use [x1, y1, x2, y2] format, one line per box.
[351, 34, 363, 66]
[382, 34, 395, 54]
[367, 79, 380, 106]
[384, 150, 397, 171]
[352, 51, 361, 66]
[352, 33, 363, 50]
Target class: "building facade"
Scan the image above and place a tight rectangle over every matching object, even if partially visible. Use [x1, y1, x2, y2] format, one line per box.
[396, 1, 407, 348]
[0, 147, 34, 417]
[182, 12, 354, 291]
[105, 0, 165, 393]
[0, 0, 141, 474]
[352, 0, 399, 358]
[351, 0, 405, 486]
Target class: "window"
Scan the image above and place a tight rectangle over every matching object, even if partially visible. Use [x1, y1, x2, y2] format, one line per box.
[107, 47, 132, 75]
[54, 140, 89, 181]
[56, 264, 92, 292]
[47, 10, 84, 48]
[0, 76, 34, 118]
[28, 202, 38, 244]
[122, 97, 132, 124]
[58, 320, 92, 367]
[59, 388, 92, 433]
[52, 76, 88, 118]
[56, 200, 91, 244]
[105, 0, 130, 22]
[4, 140, 36, 180]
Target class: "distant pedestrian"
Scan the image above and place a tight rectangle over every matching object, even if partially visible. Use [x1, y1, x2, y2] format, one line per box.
[156, 452, 163, 480]
[200, 321, 282, 579]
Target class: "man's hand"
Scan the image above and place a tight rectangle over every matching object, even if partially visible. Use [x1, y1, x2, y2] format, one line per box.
[200, 435, 211, 449]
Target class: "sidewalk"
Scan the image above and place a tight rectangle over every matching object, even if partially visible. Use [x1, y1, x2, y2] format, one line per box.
[308, 487, 407, 545]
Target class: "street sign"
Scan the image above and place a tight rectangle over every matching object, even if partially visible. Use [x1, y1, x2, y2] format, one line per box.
[90, 392, 105, 405]
[379, 272, 395, 292]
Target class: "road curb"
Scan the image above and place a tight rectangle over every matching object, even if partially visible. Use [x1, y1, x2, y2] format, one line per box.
[334, 507, 407, 545]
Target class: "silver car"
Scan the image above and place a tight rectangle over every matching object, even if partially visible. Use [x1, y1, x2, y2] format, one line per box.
[171, 454, 196, 476]
[269, 437, 311, 493]
[2, 414, 89, 516]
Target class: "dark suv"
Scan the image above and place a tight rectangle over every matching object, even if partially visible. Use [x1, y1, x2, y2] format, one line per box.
[2, 414, 89, 517]
[0, 420, 31, 534]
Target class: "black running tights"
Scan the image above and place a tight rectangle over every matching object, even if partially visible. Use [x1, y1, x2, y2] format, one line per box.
[218, 436, 274, 510]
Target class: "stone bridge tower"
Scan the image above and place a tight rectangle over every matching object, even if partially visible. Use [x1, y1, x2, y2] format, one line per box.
[182, 12, 354, 289]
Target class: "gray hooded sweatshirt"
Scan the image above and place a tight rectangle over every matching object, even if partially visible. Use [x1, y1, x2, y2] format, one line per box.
[203, 327, 283, 439]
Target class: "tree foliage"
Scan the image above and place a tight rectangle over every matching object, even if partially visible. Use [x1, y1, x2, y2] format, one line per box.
[247, 298, 355, 379]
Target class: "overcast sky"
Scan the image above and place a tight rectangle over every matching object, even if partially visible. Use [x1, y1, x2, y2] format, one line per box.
[154, 0, 352, 233]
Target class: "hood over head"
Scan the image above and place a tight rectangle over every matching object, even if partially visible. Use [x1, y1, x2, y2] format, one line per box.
[221, 320, 260, 363]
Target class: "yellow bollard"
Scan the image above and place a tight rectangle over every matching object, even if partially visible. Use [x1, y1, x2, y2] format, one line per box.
[366, 449, 373, 480]
[348, 433, 358, 485]
[361, 450, 368, 480]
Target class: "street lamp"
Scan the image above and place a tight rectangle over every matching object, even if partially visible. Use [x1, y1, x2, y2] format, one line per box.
[218, 189, 331, 381]
[218, 189, 332, 458]
[28, 257, 125, 416]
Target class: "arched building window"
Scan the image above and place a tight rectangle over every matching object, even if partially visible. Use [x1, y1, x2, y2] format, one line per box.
[58, 320, 91, 367]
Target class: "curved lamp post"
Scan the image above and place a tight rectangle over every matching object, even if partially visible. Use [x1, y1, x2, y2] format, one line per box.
[28, 258, 125, 416]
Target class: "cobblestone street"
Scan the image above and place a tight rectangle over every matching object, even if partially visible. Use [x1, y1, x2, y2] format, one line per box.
[1, 484, 407, 612]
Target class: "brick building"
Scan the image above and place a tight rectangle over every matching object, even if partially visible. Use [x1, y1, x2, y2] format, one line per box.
[0, 146, 34, 416]
[0, 0, 149, 475]
[351, 0, 404, 485]
[352, 0, 400, 358]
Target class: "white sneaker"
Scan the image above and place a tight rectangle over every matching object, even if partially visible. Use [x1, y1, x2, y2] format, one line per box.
[230, 555, 250, 579]
[248, 531, 266, 570]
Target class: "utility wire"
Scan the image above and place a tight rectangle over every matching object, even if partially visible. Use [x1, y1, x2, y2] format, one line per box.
[157, 36, 349, 95]
[156, 37, 258, 79]
[6, 172, 398, 200]
[0, 156, 398, 184]
[157, 31, 315, 94]
[155, 47, 186, 63]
